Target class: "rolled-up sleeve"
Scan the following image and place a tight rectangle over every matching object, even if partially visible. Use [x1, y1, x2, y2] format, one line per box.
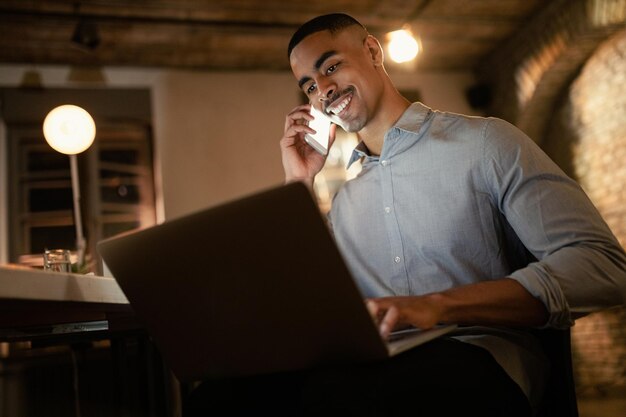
[481, 118, 626, 328]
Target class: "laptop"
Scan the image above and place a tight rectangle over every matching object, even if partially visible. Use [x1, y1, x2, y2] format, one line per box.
[98, 182, 456, 382]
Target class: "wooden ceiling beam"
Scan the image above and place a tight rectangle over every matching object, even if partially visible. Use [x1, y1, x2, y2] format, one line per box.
[0, 0, 548, 71]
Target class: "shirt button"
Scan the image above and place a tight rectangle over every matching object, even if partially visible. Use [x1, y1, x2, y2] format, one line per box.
[384, 207, 391, 213]
[394, 256, 401, 263]
[381, 160, 388, 166]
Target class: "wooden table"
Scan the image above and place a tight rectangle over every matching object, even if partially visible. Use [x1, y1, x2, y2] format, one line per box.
[0, 264, 140, 342]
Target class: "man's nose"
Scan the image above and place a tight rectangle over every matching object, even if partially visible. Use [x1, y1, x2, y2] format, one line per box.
[317, 79, 336, 102]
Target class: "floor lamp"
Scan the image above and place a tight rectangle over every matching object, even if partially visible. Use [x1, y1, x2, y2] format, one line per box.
[43, 105, 96, 268]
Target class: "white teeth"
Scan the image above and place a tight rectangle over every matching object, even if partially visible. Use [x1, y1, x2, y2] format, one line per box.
[328, 95, 352, 115]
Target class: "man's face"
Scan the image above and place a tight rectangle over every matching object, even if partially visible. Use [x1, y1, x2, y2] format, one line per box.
[289, 27, 384, 133]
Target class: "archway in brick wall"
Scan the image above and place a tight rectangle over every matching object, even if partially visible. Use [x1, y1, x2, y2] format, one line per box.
[543, 28, 626, 396]
[478, 0, 626, 145]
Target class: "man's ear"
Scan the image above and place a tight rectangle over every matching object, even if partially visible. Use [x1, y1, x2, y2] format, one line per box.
[364, 35, 384, 66]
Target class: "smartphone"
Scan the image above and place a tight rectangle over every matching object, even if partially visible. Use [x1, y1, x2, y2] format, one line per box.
[304, 106, 332, 155]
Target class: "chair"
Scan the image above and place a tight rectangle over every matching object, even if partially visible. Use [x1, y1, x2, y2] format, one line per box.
[534, 329, 579, 417]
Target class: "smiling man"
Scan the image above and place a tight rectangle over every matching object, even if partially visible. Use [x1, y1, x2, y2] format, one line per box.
[185, 13, 626, 417]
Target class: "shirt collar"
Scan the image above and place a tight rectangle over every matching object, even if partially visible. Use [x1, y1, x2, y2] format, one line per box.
[393, 102, 432, 134]
[346, 102, 432, 169]
[346, 141, 371, 169]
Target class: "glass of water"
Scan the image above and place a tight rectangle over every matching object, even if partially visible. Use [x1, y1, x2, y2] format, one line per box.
[43, 249, 72, 273]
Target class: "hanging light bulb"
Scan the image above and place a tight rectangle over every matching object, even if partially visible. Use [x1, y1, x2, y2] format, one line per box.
[387, 28, 421, 64]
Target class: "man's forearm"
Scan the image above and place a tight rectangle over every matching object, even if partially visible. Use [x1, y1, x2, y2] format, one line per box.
[431, 278, 549, 327]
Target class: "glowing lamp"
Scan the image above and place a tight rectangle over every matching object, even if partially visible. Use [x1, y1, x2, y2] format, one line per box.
[43, 105, 96, 154]
[42, 104, 96, 268]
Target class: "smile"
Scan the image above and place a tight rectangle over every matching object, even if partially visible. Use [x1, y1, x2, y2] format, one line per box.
[326, 93, 353, 116]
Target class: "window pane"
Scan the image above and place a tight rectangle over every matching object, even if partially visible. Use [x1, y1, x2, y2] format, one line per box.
[30, 225, 76, 254]
[100, 184, 141, 205]
[28, 151, 69, 172]
[28, 187, 73, 212]
[100, 149, 140, 165]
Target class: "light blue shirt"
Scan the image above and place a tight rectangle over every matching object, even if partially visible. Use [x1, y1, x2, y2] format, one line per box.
[328, 102, 626, 405]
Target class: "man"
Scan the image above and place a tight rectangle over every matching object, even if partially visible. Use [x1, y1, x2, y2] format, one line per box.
[186, 13, 626, 416]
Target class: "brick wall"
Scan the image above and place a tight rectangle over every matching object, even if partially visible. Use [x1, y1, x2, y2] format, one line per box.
[543, 29, 626, 394]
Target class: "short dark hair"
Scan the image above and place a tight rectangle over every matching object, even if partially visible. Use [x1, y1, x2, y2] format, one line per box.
[287, 13, 366, 58]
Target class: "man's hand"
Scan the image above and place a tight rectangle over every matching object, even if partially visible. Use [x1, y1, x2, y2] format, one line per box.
[366, 296, 443, 338]
[280, 104, 336, 188]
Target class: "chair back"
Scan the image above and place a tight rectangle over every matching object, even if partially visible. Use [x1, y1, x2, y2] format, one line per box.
[534, 329, 579, 417]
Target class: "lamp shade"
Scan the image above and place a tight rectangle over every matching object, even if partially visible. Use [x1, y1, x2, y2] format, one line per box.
[43, 104, 96, 155]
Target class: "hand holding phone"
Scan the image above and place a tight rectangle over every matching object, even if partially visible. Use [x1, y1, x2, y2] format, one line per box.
[304, 106, 332, 156]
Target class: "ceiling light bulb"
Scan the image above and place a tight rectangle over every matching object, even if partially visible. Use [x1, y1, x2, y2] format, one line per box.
[43, 105, 96, 155]
[388, 29, 420, 63]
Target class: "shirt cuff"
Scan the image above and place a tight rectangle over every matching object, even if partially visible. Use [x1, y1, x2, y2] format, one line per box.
[509, 263, 574, 329]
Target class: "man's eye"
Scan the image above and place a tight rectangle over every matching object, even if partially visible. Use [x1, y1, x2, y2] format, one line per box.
[326, 64, 338, 74]
[306, 84, 317, 95]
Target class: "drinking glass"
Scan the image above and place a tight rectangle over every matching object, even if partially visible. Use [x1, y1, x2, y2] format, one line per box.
[43, 249, 72, 273]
